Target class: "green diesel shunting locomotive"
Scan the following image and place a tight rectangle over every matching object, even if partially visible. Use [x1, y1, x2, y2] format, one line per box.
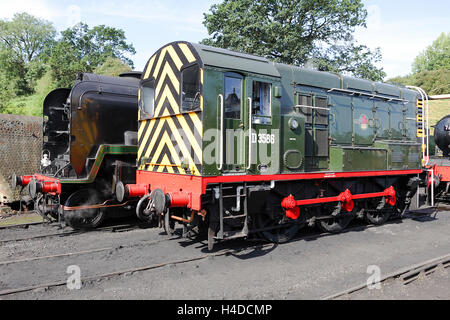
[118, 42, 423, 250]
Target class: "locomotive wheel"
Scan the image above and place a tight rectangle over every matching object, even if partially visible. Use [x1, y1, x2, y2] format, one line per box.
[364, 198, 392, 225]
[365, 209, 391, 225]
[255, 210, 303, 244]
[208, 226, 216, 251]
[35, 194, 59, 221]
[318, 214, 353, 234]
[164, 210, 176, 236]
[318, 203, 354, 234]
[63, 189, 106, 230]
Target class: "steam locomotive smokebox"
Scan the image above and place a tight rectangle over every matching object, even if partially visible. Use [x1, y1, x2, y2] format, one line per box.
[434, 115, 450, 156]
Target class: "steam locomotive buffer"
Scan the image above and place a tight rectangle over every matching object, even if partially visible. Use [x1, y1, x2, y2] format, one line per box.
[116, 41, 427, 250]
[11, 73, 141, 229]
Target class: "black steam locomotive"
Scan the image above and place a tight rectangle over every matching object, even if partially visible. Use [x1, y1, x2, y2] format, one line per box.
[12, 72, 141, 229]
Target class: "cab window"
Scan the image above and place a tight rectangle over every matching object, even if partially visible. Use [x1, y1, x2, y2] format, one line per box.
[252, 81, 272, 124]
[181, 64, 201, 112]
[224, 74, 242, 119]
[140, 80, 155, 119]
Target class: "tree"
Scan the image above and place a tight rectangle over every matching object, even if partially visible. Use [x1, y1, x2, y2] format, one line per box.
[313, 41, 386, 81]
[413, 32, 450, 74]
[0, 69, 16, 112]
[388, 33, 450, 95]
[48, 23, 136, 87]
[94, 57, 132, 77]
[0, 13, 56, 95]
[202, 0, 385, 81]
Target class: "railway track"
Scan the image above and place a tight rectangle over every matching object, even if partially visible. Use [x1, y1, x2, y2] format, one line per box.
[0, 248, 235, 297]
[0, 236, 180, 267]
[0, 214, 431, 297]
[0, 220, 152, 244]
[324, 253, 450, 300]
[0, 207, 444, 298]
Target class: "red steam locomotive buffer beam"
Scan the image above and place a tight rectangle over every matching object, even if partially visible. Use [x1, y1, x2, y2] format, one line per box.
[281, 187, 397, 220]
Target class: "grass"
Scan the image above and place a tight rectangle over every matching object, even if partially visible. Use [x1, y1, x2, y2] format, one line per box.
[0, 213, 44, 226]
[428, 99, 450, 129]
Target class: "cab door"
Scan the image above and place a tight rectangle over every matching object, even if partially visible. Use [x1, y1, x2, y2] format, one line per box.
[244, 77, 278, 175]
[221, 72, 246, 174]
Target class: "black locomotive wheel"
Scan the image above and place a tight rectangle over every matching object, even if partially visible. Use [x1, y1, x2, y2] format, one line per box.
[363, 197, 392, 225]
[63, 189, 106, 230]
[365, 209, 391, 225]
[35, 194, 59, 221]
[317, 202, 354, 234]
[255, 211, 303, 244]
[318, 214, 353, 234]
[208, 226, 216, 251]
[164, 210, 176, 236]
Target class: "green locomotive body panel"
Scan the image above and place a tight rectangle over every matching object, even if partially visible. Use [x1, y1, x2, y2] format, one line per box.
[138, 41, 421, 178]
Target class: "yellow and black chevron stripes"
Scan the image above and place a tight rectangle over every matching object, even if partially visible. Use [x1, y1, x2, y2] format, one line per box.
[138, 42, 203, 176]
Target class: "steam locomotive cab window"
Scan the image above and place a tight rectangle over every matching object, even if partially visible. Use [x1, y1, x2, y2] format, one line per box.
[181, 64, 201, 112]
[139, 80, 155, 119]
[252, 81, 272, 125]
[224, 74, 242, 119]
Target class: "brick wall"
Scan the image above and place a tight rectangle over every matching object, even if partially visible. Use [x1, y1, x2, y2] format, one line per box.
[0, 114, 42, 203]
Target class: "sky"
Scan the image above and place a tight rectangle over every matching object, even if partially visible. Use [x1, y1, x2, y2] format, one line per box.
[0, 0, 449, 79]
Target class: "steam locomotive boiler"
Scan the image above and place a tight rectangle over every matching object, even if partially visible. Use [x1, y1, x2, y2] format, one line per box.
[12, 72, 141, 229]
[116, 41, 425, 250]
[427, 115, 450, 202]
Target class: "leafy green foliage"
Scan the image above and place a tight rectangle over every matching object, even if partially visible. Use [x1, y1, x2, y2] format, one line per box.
[48, 23, 136, 87]
[413, 32, 450, 74]
[94, 57, 132, 77]
[0, 69, 16, 110]
[313, 42, 386, 81]
[0, 13, 56, 95]
[202, 0, 385, 81]
[389, 33, 450, 95]
[388, 69, 450, 95]
[0, 14, 135, 115]
[48, 41, 88, 88]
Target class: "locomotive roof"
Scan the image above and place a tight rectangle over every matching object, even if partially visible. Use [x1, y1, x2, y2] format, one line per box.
[76, 73, 141, 87]
[189, 42, 281, 78]
[275, 63, 417, 100]
[152, 42, 418, 100]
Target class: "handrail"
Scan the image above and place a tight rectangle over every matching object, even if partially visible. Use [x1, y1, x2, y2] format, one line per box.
[217, 94, 224, 171]
[247, 97, 253, 170]
[406, 86, 429, 166]
[294, 104, 330, 111]
[327, 88, 408, 103]
[407, 85, 433, 206]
